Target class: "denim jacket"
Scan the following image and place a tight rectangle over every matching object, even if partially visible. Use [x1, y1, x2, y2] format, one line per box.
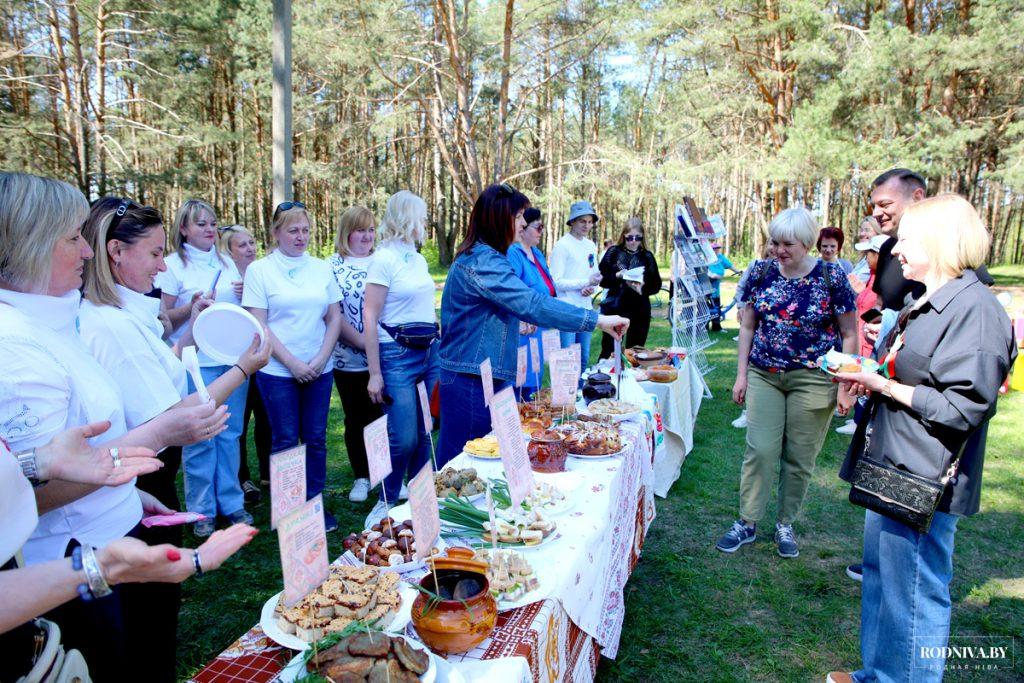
[440, 241, 597, 381]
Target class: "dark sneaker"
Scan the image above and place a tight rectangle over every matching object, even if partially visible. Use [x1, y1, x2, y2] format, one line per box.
[226, 509, 254, 526]
[242, 480, 262, 504]
[323, 511, 338, 534]
[716, 520, 756, 553]
[775, 523, 799, 558]
[846, 563, 863, 582]
[193, 519, 215, 538]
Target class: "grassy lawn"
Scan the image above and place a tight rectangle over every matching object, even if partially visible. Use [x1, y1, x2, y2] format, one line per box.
[176, 278, 1023, 682]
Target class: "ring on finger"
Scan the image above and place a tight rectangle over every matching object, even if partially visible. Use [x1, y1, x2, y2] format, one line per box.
[109, 447, 121, 469]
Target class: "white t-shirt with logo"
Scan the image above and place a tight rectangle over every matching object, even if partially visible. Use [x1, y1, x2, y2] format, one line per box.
[0, 289, 142, 565]
[154, 242, 242, 366]
[79, 285, 188, 428]
[242, 250, 343, 378]
[365, 240, 436, 343]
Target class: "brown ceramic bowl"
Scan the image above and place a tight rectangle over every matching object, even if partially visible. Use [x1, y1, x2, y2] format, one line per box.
[411, 548, 497, 654]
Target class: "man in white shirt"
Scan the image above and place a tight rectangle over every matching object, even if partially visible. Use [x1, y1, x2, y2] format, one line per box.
[549, 200, 602, 374]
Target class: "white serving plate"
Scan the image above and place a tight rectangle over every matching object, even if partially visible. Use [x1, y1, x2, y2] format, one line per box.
[276, 633, 436, 683]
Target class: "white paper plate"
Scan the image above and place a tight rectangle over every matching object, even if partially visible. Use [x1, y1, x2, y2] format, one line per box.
[259, 581, 417, 652]
[192, 302, 264, 366]
[277, 633, 437, 683]
[464, 450, 502, 462]
[579, 408, 642, 423]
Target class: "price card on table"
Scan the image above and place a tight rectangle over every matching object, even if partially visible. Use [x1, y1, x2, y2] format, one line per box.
[408, 462, 439, 560]
[541, 329, 561, 367]
[269, 445, 306, 530]
[613, 338, 622, 375]
[529, 337, 540, 371]
[480, 357, 494, 406]
[515, 346, 527, 387]
[489, 387, 534, 507]
[364, 415, 392, 488]
[550, 352, 578, 407]
[277, 494, 329, 607]
[416, 381, 433, 433]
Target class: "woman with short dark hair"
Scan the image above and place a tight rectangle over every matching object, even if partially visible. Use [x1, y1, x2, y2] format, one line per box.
[437, 184, 630, 464]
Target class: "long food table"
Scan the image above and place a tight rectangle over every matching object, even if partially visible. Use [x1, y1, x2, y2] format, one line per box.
[189, 420, 656, 683]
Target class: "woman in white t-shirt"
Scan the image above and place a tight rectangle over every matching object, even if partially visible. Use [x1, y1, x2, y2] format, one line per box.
[0, 172, 232, 680]
[155, 199, 252, 537]
[363, 191, 439, 526]
[329, 206, 383, 503]
[243, 202, 354, 533]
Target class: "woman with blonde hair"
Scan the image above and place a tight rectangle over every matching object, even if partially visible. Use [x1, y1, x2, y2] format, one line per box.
[220, 224, 271, 502]
[828, 196, 1016, 683]
[155, 199, 251, 536]
[0, 172, 238, 679]
[243, 202, 357, 532]
[597, 216, 662, 355]
[329, 206, 382, 503]
[363, 191, 439, 525]
[77, 196, 268, 679]
[718, 206, 857, 558]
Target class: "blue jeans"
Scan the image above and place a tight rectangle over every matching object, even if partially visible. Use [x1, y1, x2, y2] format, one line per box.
[379, 342, 439, 503]
[256, 371, 333, 499]
[183, 366, 247, 517]
[560, 329, 592, 380]
[854, 509, 959, 683]
[437, 370, 510, 467]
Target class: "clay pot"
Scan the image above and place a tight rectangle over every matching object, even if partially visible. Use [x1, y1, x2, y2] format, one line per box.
[581, 372, 616, 405]
[528, 431, 568, 473]
[411, 548, 497, 654]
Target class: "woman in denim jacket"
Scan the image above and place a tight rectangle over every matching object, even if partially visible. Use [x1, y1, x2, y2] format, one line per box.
[438, 184, 630, 465]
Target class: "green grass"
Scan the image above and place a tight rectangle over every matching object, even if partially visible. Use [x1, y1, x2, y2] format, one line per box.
[990, 263, 1024, 288]
[175, 278, 1024, 682]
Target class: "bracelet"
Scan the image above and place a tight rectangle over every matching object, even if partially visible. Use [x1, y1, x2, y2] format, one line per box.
[192, 549, 204, 578]
[882, 380, 896, 398]
[232, 363, 249, 379]
[15, 449, 44, 487]
[71, 546, 92, 602]
[80, 544, 112, 599]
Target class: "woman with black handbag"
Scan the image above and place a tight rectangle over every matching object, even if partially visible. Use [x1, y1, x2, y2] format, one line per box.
[828, 195, 1016, 683]
[597, 217, 662, 358]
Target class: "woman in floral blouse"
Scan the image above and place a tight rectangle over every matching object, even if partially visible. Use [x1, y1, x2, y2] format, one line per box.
[717, 207, 857, 559]
[329, 205, 382, 504]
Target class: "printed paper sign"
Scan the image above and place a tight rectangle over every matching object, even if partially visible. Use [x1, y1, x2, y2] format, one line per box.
[541, 329, 561, 367]
[277, 494, 329, 607]
[529, 337, 541, 372]
[568, 343, 582, 371]
[270, 445, 306, 529]
[489, 387, 534, 508]
[515, 346, 528, 387]
[480, 358, 494, 406]
[613, 338, 622, 377]
[408, 462, 439, 560]
[417, 381, 433, 434]
[550, 352, 578, 407]
[364, 415, 392, 488]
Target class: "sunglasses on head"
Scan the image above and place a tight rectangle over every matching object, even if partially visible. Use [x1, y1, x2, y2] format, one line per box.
[274, 201, 306, 216]
[625, 235, 643, 242]
[496, 183, 517, 197]
[107, 198, 132, 234]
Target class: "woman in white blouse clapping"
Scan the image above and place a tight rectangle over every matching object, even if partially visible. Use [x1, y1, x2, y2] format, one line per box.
[0, 172, 235, 681]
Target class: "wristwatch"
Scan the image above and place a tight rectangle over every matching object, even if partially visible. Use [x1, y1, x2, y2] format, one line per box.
[882, 380, 896, 398]
[15, 449, 45, 487]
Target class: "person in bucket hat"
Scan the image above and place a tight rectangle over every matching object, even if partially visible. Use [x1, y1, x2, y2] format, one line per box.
[549, 200, 602, 375]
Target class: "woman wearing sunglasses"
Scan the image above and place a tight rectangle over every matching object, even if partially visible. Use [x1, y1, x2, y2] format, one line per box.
[597, 217, 662, 357]
[243, 202, 360, 533]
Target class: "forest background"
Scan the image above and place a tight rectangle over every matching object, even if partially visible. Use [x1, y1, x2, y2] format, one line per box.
[3, 0, 1024, 264]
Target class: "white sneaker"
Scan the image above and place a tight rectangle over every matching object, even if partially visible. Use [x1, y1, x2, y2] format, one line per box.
[348, 478, 370, 503]
[364, 499, 391, 529]
[399, 483, 409, 500]
[731, 411, 747, 429]
[835, 421, 858, 435]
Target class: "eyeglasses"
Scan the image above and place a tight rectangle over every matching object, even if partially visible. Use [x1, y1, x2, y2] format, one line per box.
[625, 235, 643, 242]
[274, 201, 306, 217]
